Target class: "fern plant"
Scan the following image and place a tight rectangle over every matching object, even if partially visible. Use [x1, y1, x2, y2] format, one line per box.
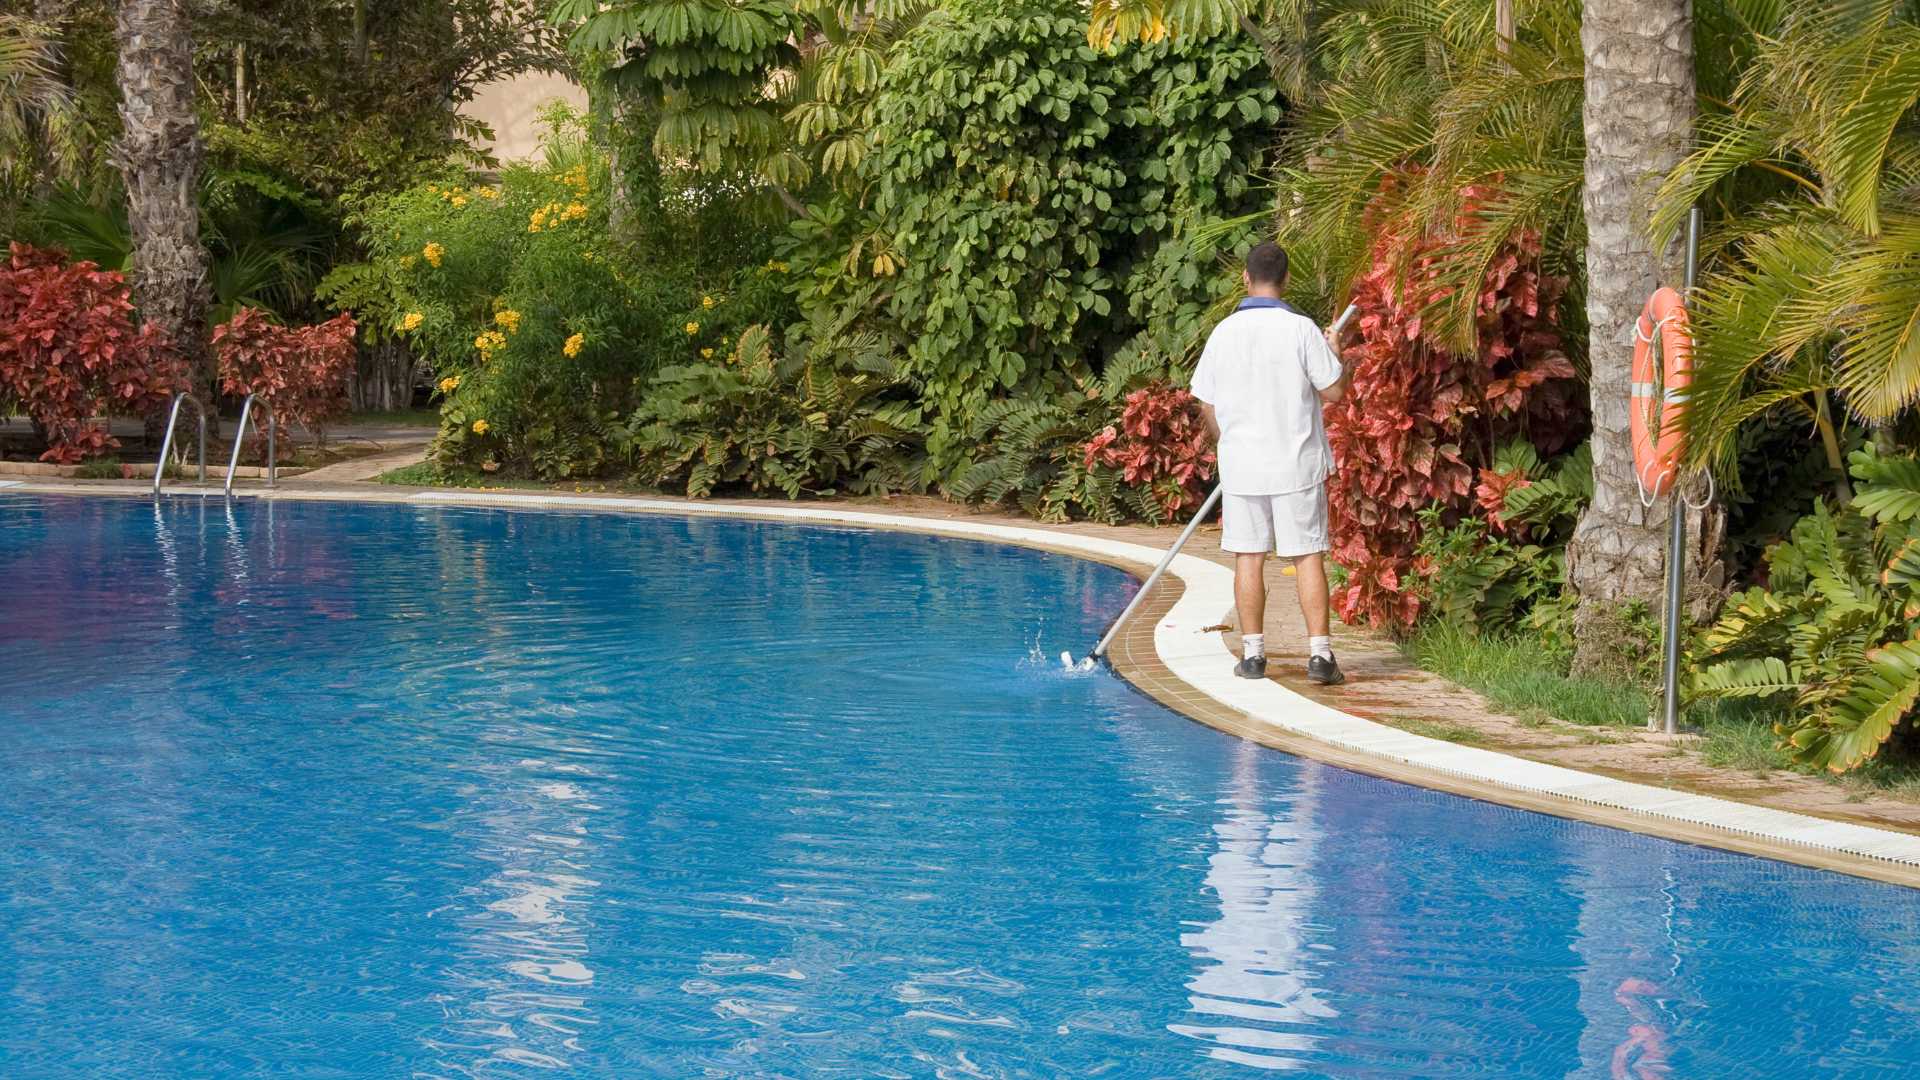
[1410, 442, 1591, 651]
[947, 331, 1192, 524]
[624, 321, 926, 499]
[1694, 448, 1920, 772]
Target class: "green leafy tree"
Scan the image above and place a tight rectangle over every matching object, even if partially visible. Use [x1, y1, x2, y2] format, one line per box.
[1663, 4, 1920, 488]
[870, 0, 1277, 466]
[0, 11, 88, 213]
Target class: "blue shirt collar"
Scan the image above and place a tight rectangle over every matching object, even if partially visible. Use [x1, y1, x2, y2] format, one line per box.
[1236, 296, 1305, 315]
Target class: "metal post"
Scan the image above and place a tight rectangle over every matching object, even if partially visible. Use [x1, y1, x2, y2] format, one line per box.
[1658, 208, 1702, 734]
[266, 411, 276, 487]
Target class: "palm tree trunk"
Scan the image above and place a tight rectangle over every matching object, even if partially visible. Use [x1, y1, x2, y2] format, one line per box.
[1566, 0, 1711, 668]
[115, 0, 212, 428]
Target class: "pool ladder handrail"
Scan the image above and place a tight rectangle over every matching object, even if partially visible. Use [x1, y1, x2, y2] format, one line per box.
[223, 393, 277, 495]
[152, 391, 210, 495]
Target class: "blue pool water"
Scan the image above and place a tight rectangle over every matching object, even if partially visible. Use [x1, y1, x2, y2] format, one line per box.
[2, 495, 1918, 1078]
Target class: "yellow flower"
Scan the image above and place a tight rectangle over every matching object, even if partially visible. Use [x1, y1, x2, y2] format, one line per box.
[422, 242, 444, 268]
[563, 202, 588, 221]
[701, 295, 716, 309]
[426, 184, 441, 195]
[494, 310, 521, 334]
[471, 419, 490, 435]
[528, 222, 543, 234]
[563, 333, 584, 358]
[474, 330, 507, 355]
[474, 186, 499, 200]
[685, 321, 700, 335]
[401, 312, 424, 332]
[700, 347, 714, 359]
[450, 194, 468, 208]
[400, 255, 417, 270]
[437, 375, 460, 393]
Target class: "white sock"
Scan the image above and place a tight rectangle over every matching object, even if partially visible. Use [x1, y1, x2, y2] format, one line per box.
[1309, 636, 1333, 661]
[1242, 633, 1265, 660]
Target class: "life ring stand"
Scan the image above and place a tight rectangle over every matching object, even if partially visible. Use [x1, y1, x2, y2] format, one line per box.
[1631, 287, 1693, 501]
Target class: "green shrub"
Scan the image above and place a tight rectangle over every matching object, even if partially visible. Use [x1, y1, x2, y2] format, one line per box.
[321, 119, 684, 478]
[866, 0, 1279, 468]
[947, 331, 1200, 523]
[1694, 448, 1920, 772]
[624, 322, 926, 499]
[1410, 441, 1592, 661]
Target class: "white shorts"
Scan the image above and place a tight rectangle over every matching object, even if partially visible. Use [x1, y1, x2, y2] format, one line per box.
[1220, 489, 1330, 557]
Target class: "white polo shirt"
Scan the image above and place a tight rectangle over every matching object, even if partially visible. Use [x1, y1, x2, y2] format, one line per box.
[1189, 298, 1344, 496]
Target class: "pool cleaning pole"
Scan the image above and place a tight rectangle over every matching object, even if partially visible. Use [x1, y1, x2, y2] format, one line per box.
[1090, 485, 1225, 661]
[1088, 302, 1360, 663]
[1657, 208, 1701, 735]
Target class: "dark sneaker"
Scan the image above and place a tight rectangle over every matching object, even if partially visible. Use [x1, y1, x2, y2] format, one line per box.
[1234, 655, 1268, 680]
[1307, 653, 1345, 686]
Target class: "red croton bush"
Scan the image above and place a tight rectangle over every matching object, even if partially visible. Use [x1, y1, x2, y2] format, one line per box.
[0, 244, 180, 463]
[214, 307, 359, 451]
[1325, 198, 1583, 631]
[1084, 382, 1216, 520]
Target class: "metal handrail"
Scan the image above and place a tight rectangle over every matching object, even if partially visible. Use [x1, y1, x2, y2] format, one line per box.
[223, 393, 277, 495]
[152, 391, 209, 495]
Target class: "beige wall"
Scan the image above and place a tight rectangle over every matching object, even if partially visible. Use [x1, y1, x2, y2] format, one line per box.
[463, 72, 588, 163]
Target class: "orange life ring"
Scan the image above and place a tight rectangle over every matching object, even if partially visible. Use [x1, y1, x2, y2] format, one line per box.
[1631, 286, 1692, 498]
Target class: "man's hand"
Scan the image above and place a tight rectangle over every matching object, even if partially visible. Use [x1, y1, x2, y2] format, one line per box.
[1200, 401, 1220, 442]
[1318, 325, 1353, 403]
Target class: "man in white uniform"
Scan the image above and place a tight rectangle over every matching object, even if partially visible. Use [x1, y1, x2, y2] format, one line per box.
[1190, 242, 1351, 685]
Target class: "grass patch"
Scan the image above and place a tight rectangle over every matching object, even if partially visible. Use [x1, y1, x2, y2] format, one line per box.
[1694, 699, 1793, 775]
[375, 461, 442, 486]
[375, 462, 569, 491]
[1393, 717, 1487, 745]
[1405, 621, 1652, 729]
[72, 457, 123, 480]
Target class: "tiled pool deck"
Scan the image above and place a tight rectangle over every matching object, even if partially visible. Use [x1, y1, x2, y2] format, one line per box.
[11, 478, 1920, 888]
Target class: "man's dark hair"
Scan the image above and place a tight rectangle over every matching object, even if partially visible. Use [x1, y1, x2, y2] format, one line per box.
[1245, 242, 1289, 287]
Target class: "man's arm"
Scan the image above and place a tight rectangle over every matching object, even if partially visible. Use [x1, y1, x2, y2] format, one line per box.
[1315, 327, 1352, 403]
[1201, 401, 1220, 442]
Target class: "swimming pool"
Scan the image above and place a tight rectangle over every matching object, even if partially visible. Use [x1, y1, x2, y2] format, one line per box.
[2, 493, 1917, 1077]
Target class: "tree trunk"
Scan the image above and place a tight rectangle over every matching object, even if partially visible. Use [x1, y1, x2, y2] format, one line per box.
[114, 0, 212, 428]
[352, 0, 368, 68]
[233, 42, 247, 123]
[348, 341, 417, 413]
[1566, 0, 1715, 669]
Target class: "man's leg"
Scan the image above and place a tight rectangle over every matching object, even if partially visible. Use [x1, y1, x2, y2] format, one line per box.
[1236, 552, 1268, 648]
[1293, 552, 1330, 639]
[1219, 494, 1274, 678]
[1278, 487, 1343, 685]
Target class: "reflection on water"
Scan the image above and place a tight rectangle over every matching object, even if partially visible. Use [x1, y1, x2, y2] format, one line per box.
[2, 495, 1919, 1078]
[1175, 740, 1334, 1069]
